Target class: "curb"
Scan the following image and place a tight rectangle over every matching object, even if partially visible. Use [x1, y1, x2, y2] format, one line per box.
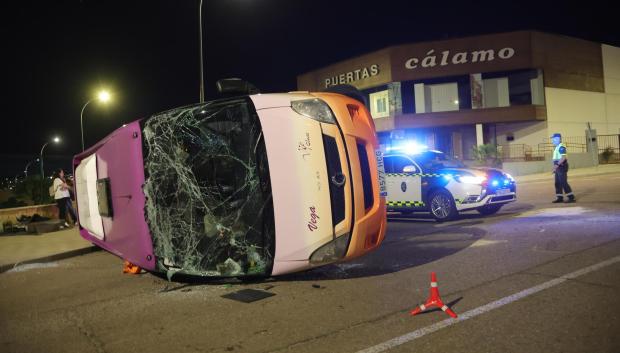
[0, 245, 101, 274]
[515, 169, 620, 184]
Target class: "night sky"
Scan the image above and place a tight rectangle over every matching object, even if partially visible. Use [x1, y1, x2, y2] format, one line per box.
[2, 0, 617, 176]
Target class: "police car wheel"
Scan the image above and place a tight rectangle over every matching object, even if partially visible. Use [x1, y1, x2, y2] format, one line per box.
[477, 204, 502, 215]
[429, 190, 457, 222]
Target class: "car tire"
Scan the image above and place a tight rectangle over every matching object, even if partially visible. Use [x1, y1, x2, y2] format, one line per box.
[477, 204, 502, 215]
[429, 190, 458, 222]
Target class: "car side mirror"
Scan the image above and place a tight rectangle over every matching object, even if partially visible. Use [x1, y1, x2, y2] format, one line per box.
[402, 165, 417, 173]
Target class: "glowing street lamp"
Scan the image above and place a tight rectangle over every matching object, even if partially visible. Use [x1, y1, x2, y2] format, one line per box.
[81, 89, 112, 151]
[40, 136, 61, 202]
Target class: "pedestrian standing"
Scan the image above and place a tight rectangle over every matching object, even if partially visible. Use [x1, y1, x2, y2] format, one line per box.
[551, 133, 576, 203]
[52, 168, 78, 227]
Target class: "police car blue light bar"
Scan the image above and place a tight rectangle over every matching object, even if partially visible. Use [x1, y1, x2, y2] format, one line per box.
[385, 140, 428, 155]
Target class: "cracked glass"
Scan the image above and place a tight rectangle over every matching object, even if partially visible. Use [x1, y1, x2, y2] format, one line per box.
[142, 98, 275, 278]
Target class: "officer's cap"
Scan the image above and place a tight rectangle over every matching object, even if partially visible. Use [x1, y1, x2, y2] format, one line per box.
[551, 133, 562, 139]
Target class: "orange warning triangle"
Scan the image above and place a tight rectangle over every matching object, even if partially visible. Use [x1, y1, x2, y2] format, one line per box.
[410, 272, 458, 318]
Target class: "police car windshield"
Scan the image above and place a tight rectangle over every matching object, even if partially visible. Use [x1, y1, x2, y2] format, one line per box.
[414, 151, 465, 169]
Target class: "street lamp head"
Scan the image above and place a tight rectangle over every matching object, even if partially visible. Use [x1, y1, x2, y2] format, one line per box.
[53, 136, 60, 143]
[97, 90, 111, 103]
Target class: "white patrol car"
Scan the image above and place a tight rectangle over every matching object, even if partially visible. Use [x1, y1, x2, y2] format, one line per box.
[384, 150, 516, 221]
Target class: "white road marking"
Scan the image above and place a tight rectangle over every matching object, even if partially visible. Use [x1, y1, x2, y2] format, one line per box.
[355, 255, 620, 353]
[7, 262, 59, 273]
[515, 206, 591, 218]
[470, 239, 508, 247]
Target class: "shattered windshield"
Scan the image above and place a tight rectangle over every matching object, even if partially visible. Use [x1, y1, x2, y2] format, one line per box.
[142, 98, 274, 278]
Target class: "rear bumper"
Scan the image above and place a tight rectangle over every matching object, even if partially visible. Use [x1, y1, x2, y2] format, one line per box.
[72, 121, 156, 270]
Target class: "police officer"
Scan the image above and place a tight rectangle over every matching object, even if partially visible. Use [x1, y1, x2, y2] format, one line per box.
[551, 133, 575, 203]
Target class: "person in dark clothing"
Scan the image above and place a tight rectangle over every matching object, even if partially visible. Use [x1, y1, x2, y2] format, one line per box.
[551, 133, 575, 203]
[52, 169, 78, 227]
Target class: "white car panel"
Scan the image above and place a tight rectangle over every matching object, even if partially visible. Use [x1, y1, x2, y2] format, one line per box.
[254, 104, 334, 262]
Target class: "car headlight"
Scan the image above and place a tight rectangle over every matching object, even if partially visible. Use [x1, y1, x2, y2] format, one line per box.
[309, 233, 350, 264]
[291, 98, 337, 124]
[455, 175, 487, 184]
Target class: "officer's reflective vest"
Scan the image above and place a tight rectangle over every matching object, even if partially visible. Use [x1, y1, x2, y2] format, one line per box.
[553, 143, 567, 163]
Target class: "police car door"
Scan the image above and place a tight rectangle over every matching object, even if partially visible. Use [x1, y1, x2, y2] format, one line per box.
[385, 155, 423, 209]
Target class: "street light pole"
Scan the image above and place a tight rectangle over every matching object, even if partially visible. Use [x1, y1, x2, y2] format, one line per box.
[199, 0, 205, 103]
[39, 142, 50, 203]
[80, 90, 111, 152]
[39, 137, 60, 204]
[80, 99, 93, 152]
[24, 158, 39, 178]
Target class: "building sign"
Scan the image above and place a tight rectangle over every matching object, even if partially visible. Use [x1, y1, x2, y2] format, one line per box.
[297, 49, 392, 91]
[324, 64, 380, 88]
[390, 31, 532, 82]
[404, 48, 516, 70]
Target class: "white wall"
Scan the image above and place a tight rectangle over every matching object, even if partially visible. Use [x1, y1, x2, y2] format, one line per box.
[603, 44, 620, 133]
[545, 87, 610, 137]
[495, 121, 549, 148]
[603, 44, 620, 94]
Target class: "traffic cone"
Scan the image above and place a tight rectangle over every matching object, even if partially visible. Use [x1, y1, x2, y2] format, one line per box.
[410, 272, 458, 318]
[123, 260, 142, 274]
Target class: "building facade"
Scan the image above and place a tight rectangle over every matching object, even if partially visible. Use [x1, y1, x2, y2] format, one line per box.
[297, 31, 620, 160]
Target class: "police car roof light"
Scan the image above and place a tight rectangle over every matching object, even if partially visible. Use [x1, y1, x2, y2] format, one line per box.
[386, 140, 428, 155]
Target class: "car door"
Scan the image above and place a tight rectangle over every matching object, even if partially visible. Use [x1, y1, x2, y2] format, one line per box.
[385, 155, 423, 208]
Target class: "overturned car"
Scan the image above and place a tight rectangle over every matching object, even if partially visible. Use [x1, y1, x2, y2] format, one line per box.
[73, 81, 387, 278]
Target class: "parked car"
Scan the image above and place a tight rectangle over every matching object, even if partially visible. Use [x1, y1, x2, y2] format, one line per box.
[73, 80, 386, 278]
[384, 148, 516, 221]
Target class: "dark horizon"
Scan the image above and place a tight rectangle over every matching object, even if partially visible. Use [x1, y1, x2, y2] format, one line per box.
[2, 0, 617, 177]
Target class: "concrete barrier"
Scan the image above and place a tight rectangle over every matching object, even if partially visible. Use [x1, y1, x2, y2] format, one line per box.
[502, 152, 598, 176]
[0, 204, 58, 233]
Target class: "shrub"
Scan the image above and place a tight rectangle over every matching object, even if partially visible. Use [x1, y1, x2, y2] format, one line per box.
[472, 144, 502, 167]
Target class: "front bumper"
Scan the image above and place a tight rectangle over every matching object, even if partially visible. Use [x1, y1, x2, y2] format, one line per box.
[455, 192, 516, 211]
[315, 93, 387, 260]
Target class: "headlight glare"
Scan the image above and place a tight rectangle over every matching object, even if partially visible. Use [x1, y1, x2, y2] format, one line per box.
[456, 175, 487, 184]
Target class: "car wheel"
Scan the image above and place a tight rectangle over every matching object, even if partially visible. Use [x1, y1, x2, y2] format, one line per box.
[429, 190, 457, 222]
[477, 204, 502, 215]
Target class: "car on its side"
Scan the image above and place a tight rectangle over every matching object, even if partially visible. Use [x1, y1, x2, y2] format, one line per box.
[73, 80, 387, 278]
[384, 148, 516, 221]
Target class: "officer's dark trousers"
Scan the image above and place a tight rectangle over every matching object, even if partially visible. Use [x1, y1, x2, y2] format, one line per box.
[554, 164, 574, 199]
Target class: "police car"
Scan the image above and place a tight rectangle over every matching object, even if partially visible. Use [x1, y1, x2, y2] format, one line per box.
[384, 145, 516, 221]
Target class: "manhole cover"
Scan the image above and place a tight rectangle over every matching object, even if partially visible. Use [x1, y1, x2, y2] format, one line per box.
[221, 289, 276, 303]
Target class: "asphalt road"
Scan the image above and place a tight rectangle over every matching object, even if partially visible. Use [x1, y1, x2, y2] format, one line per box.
[1, 173, 620, 353]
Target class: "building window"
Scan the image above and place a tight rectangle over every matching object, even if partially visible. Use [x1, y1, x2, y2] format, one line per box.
[370, 90, 389, 118]
[424, 82, 459, 112]
[483, 77, 510, 108]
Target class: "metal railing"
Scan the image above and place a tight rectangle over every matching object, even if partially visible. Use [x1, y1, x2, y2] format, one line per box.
[598, 134, 620, 164]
